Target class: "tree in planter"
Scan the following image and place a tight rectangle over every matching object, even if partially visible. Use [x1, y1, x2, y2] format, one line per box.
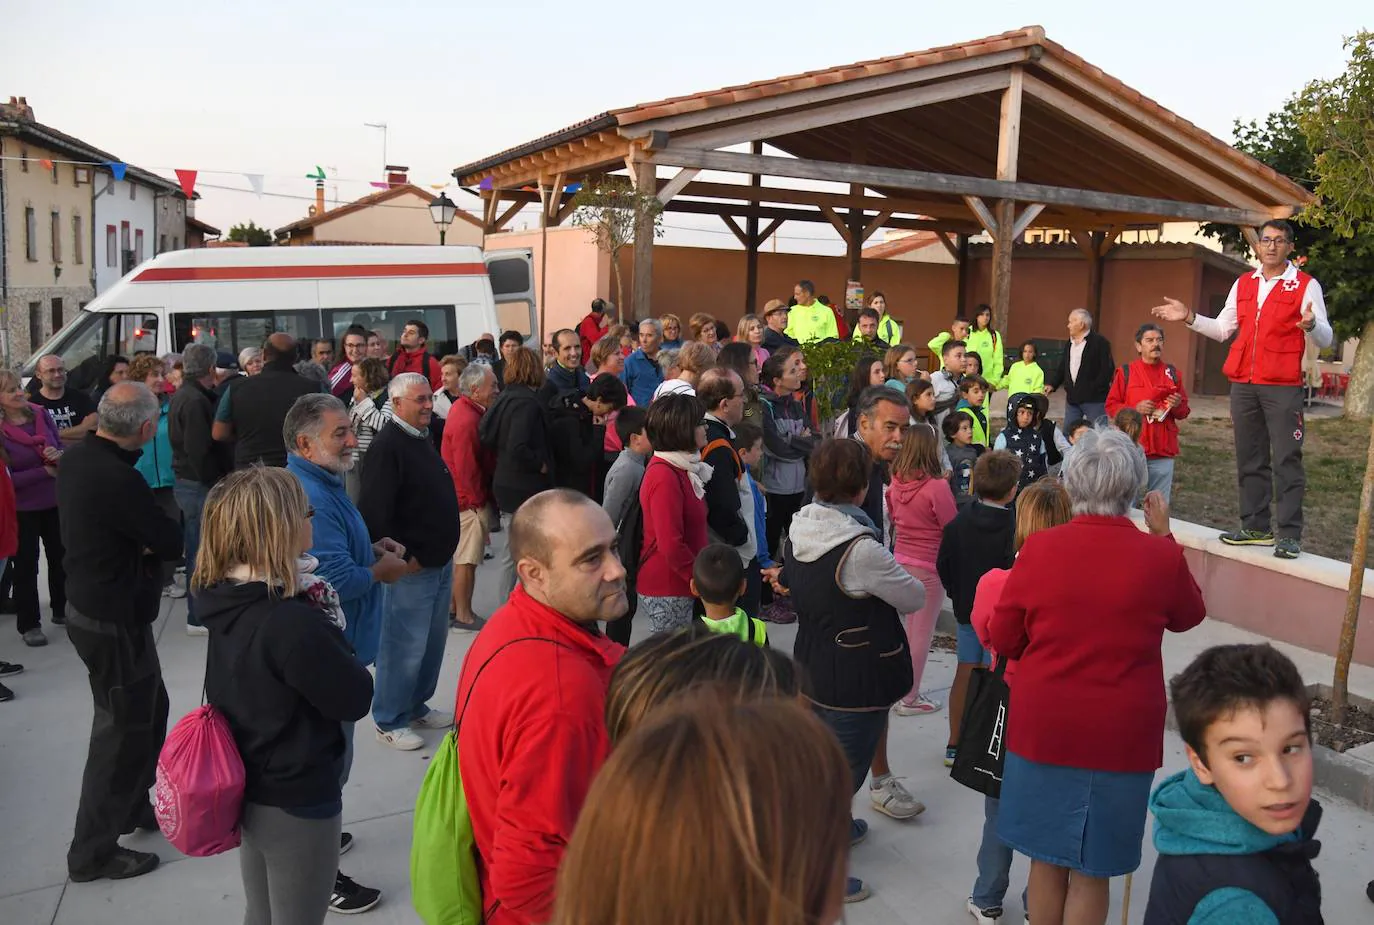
[569, 175, 664, 324]
[225, 221, 273, 246]
[799, 339, 871, 435]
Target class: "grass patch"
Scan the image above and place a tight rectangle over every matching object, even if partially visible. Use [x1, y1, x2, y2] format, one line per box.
[1172, 417, 1372, 565]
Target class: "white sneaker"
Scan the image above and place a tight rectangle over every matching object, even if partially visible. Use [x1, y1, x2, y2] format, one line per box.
[412, 709, 454, 729]
[893, 694, 943, 716]
[967, 898, 1004, 923]
[186, 625, 209, 637]
[375, 725, 424, 751]
[870, 775, 926, 820]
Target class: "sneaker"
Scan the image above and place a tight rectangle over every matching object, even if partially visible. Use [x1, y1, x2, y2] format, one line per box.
[412, 709, 454, 729]
[0, 682, 12, 702]
[850, 818, 869, 847]
[759, 601, 797, 625]
[0, 660, 23, 677]
[1366, 878, 1374, 903]
[1274, 537, 1302, 560]
[449, 614, 487, 633]
[339, 832, 353, 856]
[163, 582, 187, 599]
[51, 610, 66, 626]
[870, 775, 926, 820]
[844, 877, 871, 904]
[22, 628, 47, 647]
[121, 802, 159, 835]
[967, 898, 1004, 922]
[944, 746, 957, 768]
[1219, 528, 1275, 547]
[894, 694, 942, 716]
[69, 847, 160, 882]
[329, 872, 381, 915]
[186, 625, 209, 637]
[374, 725, 424, 751]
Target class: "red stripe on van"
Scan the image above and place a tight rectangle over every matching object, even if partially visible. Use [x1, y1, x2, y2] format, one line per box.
[131, 263, 488, 282]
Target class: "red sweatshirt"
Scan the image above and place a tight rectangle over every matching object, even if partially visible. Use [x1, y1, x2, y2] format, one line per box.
[0, 464, 16, 558]
[637, 457, 708, 598]
[440, 395, 495, 510]
[988, 516, 1205, 773]
[1104, 359, 1190, 459]
[456, 585, 623, 925]
[389, 348, 443, 392]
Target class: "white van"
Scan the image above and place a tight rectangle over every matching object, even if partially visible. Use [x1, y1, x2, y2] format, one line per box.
[22, 245, 536, 387]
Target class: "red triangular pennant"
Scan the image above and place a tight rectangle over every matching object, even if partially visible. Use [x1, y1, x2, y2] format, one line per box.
[175, 169, 198, 199]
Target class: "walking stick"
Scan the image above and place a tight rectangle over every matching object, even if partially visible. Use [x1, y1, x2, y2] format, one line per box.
[1121, 872, 1134, 925]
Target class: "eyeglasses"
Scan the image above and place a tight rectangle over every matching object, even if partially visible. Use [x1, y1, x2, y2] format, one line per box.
[1258, 237, 1290, 247]
[306, 507, 316, 519]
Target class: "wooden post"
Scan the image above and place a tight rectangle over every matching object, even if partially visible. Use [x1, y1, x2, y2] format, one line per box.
[956, 234, 970, 318]
[745, 140, 762, 314]
[990, 66, 1023, 336]
[847, 131, 868, 327]
[630, 155, 655, 323]
[1333, 411, 1374, 725]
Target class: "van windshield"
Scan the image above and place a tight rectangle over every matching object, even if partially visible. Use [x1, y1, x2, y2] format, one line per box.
[24, 309, 160, 392]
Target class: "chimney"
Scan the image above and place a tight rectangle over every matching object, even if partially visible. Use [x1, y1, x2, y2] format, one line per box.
[315, 179, 325, 217]
[385, 165, 409, 188]
[2, 96, 35, 121]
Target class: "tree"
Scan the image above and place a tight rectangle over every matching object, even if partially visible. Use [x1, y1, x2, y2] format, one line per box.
[569, 175, 664, 323]
[1295, 32, 1374, 728]
[225, 221, 273, 246]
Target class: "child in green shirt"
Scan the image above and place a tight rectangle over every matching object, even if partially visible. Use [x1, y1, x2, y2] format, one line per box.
[692, 544, 768, 647]
[1005, 340, 1045, 409]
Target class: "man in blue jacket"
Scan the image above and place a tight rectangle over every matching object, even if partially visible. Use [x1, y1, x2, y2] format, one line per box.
[284, 393, 408, 913]
[623, 318, 665, 406]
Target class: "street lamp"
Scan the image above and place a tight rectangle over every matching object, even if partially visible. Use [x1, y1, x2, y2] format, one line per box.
[429, 192, 457, 245]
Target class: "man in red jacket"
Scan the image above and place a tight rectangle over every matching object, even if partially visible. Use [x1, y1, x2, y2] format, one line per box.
[456, 489, 626, 925]
[1105, 323, 1190, 503]
[1154, 219, 1331, 559]
[388, 319, 444, 392]
[576, 298, 610, 366]
[440, 364, 498, 631]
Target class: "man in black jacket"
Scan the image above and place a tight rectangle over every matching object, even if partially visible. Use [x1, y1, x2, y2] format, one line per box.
[168, 343, 227, 634]
[58, 382, 184, 882]
[1045, 308, 1115, 429]
[358, 373, 461, 752]
[698, 369, 755, 610]
[212, 333, 320, 468]
[539, 328, 590, 402]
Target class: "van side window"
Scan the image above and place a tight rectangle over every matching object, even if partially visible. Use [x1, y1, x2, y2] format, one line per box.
[324, 306, 457, 360]
[30, 310, 158, 392]
[172, 310, 322, 360]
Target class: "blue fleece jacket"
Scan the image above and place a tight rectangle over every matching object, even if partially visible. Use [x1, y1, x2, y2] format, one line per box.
[287, 454, 384, 666]
[1149, 769, 1303, 925]
[746, 472, 775, 569]
[134, 400, 175, 490]
[622, 348, 664, 407]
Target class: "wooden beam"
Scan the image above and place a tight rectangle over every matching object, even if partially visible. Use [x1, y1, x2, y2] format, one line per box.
[662, 70, 1012, 151]
[997, 66, 1024, 182]
[1241, 226, 1261, 254]
[956, 234, 971, 315]
[660, 197, 973, 233]
[720, 215, 750, 248]
[745, 140, 762, 315]
[491, 200, 526, 233]
[990, 199, 1016, 335]
[963, 196, 999, 238]
[630, 156, 655, 322]
[756, 217, 784, 245]
[544, 172, 566, 225]
[1010, 202, 1046, 241]
[482, 192, 500, 231]
[936, 233, 961, 262]
[862, 210, 894, 242]
[1069, 228, 1097, 261]
[1098, 226, 1122, 257]
[819, 206, 852, 242]
[648, 147, 1278, 226]
[656, 167, 699, 204]
[556, 197, 579, 224]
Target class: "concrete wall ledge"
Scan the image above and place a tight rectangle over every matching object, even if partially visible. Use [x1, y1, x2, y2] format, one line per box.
[1126, 511, 1374, 667]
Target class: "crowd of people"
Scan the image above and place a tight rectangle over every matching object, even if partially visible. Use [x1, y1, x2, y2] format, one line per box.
[0, 219, 1341, 925]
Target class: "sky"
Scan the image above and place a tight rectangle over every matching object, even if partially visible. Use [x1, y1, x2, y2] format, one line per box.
[1, 0, 1364, 253]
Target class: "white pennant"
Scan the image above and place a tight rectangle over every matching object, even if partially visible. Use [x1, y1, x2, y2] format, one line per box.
[243, 173, 264, 198]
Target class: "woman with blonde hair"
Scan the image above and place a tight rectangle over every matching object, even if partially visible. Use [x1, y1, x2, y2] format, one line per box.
[883, 344, 920, 393]
[735, 313, 769, 369]
[554, 692, 851, 925]
[195, 467, 374, 925]
[651, 341, 714, 400]
[659, 313, 683, 350]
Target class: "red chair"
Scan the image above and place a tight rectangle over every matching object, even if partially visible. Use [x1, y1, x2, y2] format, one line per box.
[1320, 372, 1336, 399]
[1338, 374, 1351, 397]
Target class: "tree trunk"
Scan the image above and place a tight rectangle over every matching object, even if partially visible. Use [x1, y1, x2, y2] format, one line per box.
[1343, 319, 1374, 418]
[1332, 406, 1374, 727]
[610, 255, 625, 325]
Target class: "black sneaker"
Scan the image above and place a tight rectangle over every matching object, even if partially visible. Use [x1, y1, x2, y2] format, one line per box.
[121, 802, 159, 835]
[340, 832, 354, 856]
[330, 872, 381, 915]
[1274, 537, 1302, 560]
[1219, 528, 1275, 547]
[0, 682, 12, 702]
[69, 847, 160, 882]
[0, 660, 22, 677]
[51, 610, 66, 626]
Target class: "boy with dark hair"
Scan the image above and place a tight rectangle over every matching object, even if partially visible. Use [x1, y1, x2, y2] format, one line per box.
[936, 450, 1019, 767]
[691, 543, 767, 647]
[735, 421, 782, 619]
[943, 413, 982, 508]
[602, 406, 650, 530]
[956, 376, 991, 447]
[1145, 644, 1321, 925]
[932, 338, 968, 428]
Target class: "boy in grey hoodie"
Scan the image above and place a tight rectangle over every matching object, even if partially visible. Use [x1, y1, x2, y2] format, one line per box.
[601, 407, 650, 530]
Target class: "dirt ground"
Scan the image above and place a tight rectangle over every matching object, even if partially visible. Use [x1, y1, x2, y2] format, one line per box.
[1171, 417, 1372, 565]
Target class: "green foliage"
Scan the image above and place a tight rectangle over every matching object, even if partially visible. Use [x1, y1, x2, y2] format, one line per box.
[225, 221, 272, 246]
[1298, 32, 1374, 237]
[569, 175, 665, 320]
[800, 338, 870, 429]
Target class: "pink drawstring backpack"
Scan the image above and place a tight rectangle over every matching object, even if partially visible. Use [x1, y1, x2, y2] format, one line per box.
[154, 704, 245, 856]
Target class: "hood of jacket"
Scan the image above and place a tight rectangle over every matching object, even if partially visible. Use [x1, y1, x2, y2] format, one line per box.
[1150, 769, 1311, 857]
[479, 384, 536, 444]
[888, 472, 943, 508]
[196, 578, 275, 638]
[787, 503, 873, 563]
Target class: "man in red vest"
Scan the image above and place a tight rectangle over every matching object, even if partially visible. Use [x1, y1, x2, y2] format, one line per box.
[1153, 219, 1331, 559]
[576, 298, 610, 366]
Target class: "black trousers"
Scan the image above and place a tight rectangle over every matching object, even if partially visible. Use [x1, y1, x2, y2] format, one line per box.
[14, 506, 65, 634]
[66, 611, 169, 873]
[764, 492, 804, 564]
[1231, 383, 1306, 539]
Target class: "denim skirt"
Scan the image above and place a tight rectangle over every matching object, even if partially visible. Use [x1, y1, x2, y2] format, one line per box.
[996, 751, 1152, 878]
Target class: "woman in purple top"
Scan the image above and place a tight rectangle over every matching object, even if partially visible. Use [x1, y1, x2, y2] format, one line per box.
[0, 370, 66, 646]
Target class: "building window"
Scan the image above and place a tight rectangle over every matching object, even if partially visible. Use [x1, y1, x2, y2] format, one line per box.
[135, 229, 144, 264]
[73, 215, 84, 264]
[106, 225, 117, 267]
[20, 148, 28, 172]
[51, 163, 59, 184]
[25, 207, 37, 261]
[50, 210, 61, 263]
[28, 302, 41, 351]
[173, 236, 180, 250]
[52, 298, 64, 331]
[159, 233, 167, 255]
[120, 221, 130, 255]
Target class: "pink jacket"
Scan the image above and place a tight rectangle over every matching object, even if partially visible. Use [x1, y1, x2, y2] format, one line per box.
[886, 473, 957, 570]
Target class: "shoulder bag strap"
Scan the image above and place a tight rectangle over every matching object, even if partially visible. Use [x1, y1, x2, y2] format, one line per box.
[451, 636, 571, 731]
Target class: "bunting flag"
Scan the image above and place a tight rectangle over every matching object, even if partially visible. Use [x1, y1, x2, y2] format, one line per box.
[243, 173, 264, 198]
[175, 168, 198, 199]
[370, 181, 389, 189]
[565, 182, 583, 194]
[306, 165, 326, 180]
[478, 177, 493, 191]
[39, 158, 53, 171]
[107, 161, 127, 181]
[429, 183, 448, 191]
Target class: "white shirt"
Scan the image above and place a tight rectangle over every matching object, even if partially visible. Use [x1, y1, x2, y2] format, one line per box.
[1068, 335, 1087, 384]
[653, 378, 695, 400]
[1188, 262, 1332, 349]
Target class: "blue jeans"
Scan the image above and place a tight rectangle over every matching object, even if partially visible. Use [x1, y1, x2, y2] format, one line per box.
[1146, 456, 1176, 503]
[173, 480, 210, 625]
[372, 562, 452, 731]
[814, 706, 889, 796]
[972, 795, 1021, 910]
[1065, 401, 1107, 430]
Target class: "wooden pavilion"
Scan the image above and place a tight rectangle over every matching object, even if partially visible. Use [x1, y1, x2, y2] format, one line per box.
[453, 25, 1310, 332]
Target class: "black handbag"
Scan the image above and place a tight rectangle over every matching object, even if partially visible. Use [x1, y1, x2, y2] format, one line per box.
[950, 656, 1010, 798]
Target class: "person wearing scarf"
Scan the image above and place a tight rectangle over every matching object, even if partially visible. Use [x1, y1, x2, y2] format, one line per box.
[635, 394, 710, 634]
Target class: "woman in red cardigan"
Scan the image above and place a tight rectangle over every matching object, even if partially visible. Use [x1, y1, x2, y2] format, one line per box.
[636, 393, 709, 633]
[988, 427, 1206, 925]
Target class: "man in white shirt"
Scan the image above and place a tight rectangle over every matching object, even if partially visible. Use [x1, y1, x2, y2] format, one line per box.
[1153, 219, 1331, 559]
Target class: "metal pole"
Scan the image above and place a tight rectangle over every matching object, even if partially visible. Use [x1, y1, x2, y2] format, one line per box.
[439, 228, 446, 246]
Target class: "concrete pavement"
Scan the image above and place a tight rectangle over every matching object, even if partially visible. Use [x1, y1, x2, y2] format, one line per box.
[2, 536, 1372, 925]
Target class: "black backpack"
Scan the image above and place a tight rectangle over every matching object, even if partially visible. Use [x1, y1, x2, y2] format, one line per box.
[608, 491, 650, 646]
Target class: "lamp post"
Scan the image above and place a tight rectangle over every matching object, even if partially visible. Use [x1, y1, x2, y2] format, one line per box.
[429, 192, 457, 246]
